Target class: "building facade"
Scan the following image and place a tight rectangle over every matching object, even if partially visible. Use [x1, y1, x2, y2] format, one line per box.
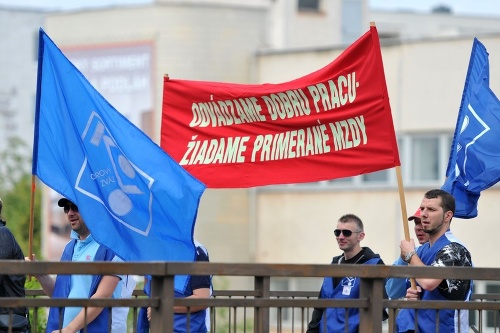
[2, 2, 500, 313]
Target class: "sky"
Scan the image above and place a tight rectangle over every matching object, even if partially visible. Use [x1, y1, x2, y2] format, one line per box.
[0, 0, 500, 17]
[369, 0, 500, 17]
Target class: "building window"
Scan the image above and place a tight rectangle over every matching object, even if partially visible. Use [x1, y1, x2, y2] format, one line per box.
[411, 137, 440, 182]
[262, 132, 453, 191]
[403, 133, 452, 185]
[362, 170, 389, 183]
[298, 0, 320, 12]
[341, 0, 363, 44]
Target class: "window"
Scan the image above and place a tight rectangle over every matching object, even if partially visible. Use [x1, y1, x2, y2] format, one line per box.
[362, 170, 389, 183]
[412, 137, 439, 181]
[262, 132, 453, 191]
[341, 0, 363, 44]
[298, 0, 320, 12]
[405, 133, 453, 185]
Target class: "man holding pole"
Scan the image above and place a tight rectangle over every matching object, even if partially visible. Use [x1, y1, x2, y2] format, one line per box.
[396, 189, 473, 333]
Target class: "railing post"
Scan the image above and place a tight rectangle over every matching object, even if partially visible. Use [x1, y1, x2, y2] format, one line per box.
[359, 277, 384, 333]
[150, 273, 175, 333]
[254, 276, 270, 333]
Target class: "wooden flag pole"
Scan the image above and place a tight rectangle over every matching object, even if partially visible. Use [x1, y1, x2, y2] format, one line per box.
[29, 175, 36, 257]
[396, 167, 411, 241]
[28, 175, 36, 280]
[396, 166, 417, 289]
[371, 21, 416, 290]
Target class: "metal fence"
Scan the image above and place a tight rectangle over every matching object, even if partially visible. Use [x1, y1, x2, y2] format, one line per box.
[2, 261, 500, 332]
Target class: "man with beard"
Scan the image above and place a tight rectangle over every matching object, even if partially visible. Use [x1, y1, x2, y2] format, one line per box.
[397, 189, 473, 333]
[28, 198, 121, 333]
[306, 214, 387, 333]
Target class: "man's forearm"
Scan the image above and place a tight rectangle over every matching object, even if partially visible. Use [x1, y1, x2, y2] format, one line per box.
[34, 274, 55, 297]
[63, 306, 107, 333]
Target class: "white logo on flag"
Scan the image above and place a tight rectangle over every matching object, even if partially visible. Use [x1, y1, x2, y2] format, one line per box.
[454, 103, 490, 187]
[75, 111, 154, 236]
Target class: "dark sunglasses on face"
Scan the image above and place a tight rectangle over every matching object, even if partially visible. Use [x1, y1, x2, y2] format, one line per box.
[63, 204, 79, 214]
[334, 229, 361, 237]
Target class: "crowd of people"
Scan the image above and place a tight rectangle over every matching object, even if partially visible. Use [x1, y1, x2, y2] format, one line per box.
[306, 188, 473, 333]
[0, 188, 473, 333]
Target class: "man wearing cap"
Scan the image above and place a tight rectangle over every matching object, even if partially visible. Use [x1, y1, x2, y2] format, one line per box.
[396, 189, 473, 333]
[28, 198, 121, 333]
[385, 208, 430, 299]
[307, 214, 387, 333]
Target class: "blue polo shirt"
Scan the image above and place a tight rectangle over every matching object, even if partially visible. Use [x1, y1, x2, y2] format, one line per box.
[63, 232, 121, 328]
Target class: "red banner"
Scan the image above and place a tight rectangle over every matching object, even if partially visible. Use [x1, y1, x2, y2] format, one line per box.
[161, 26, 400, 188]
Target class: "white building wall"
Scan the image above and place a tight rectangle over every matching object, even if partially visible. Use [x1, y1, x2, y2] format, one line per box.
[0, 8, 44, 159]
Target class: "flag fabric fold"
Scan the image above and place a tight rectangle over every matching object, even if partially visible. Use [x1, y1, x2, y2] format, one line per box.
[32, 28, 206, 292]
[161, 26, 400, 188]
[442, 38, 500, 218]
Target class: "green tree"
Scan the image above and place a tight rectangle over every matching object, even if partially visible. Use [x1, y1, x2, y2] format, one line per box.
[0, 136, 42, 256]
[1, 136, 45, 330]
[2, 175, 42, 256]
[0, 136, 31, 191]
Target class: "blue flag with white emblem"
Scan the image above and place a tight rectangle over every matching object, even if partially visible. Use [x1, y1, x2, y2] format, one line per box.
[32, 28, 206, 292]
[442, 38, 500, 218]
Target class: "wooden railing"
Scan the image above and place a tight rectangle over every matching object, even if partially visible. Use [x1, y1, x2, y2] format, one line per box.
[2, 261, 500, 332]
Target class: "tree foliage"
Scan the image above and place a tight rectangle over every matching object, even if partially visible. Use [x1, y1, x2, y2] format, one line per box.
[0, 136, 42, 256]
[0, 136, 31, 190]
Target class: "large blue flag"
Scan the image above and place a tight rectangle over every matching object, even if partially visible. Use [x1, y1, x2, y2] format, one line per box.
[442, 38, 500, 218]
[32, 28, 206, 291]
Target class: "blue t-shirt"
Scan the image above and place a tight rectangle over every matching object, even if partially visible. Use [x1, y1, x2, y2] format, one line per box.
[63, 232, 121, 328]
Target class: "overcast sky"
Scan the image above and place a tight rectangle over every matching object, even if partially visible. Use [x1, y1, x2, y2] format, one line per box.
[369, 0, 500, 17]
[0, 0, 499, 17]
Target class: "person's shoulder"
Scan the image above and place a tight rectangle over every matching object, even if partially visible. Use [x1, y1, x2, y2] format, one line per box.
[435, 242, 472, 267]
[330, 254, 342, 264]
[442, 242, 471, 256]
[196, 246, 209, 262]
[92, 242, 118, 261]
[0, 223, 13, 234]
[361, 247, 384, 263]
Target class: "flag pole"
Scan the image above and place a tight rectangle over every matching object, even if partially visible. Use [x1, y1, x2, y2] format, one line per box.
[369, 21, 412, 240]
[396, 165, 416, 289]
[29, 28, 45, 265]
[29, 175, 36, 254]
[396, 166, 411, 241]
[28, 175, 36, 280]
[376, 17, 416, 288]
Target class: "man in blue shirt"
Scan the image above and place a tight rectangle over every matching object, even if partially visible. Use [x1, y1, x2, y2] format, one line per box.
[28, 198, 121, 333]
[137, 240, 212, 333]
[307, 214, 387, 333]
[397, 189, 473, 333]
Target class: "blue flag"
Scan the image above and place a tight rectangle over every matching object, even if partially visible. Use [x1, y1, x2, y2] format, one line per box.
[442, 38, 500, 218]
[32, 28, 206, 292]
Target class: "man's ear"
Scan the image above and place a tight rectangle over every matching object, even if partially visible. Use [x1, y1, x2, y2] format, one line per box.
[444, 210, 453, 223]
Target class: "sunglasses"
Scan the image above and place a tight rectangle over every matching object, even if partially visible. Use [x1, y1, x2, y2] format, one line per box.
[63, 203, 79, 214]
[334, 229, 361, 237]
